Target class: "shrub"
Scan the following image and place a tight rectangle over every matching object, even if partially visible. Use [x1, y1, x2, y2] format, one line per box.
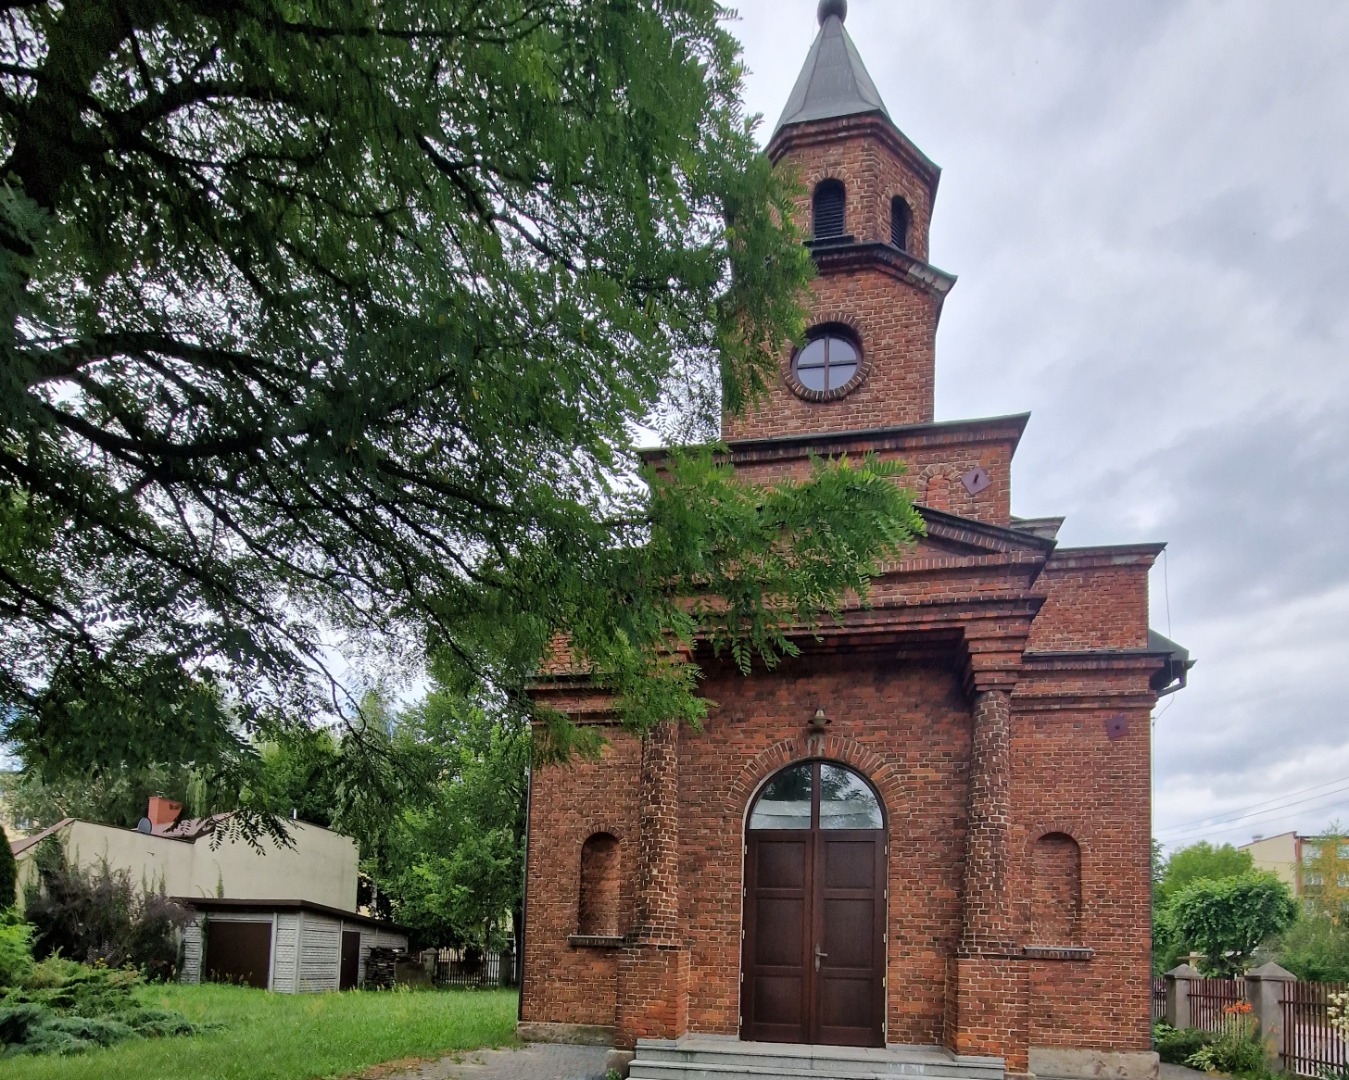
[0, 910, 33, 987]
[23, 839, 192, 980]
[1153, 1021, 1215, 1064]
[0, 959, 206, 1057]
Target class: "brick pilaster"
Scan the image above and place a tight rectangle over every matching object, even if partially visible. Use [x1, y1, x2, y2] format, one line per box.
[617, 719, 687, 1049]
[952, 689, 1028, 1073]
[633, 719, 680, 942]
[961, 688, 1013, 956]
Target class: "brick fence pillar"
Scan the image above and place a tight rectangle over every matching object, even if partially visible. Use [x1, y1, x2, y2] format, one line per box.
[950, 689, 1028, 1074]
[616, 720, 688, 1050]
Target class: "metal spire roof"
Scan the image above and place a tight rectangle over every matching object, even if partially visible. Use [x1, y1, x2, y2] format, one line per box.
[773, 0, 890, 137]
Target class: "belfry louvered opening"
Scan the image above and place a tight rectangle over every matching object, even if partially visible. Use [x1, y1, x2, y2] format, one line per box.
[890, 196, 911, 251]
[812, 180, 846, 239]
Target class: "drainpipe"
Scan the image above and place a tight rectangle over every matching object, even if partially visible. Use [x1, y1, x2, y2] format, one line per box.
[517, 758, 532, 1019]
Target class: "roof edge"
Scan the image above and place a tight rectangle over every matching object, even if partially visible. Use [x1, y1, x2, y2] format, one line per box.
[174, 896, 412, 935]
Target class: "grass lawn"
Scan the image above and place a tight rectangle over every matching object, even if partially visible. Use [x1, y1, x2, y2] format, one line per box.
[0, 984, 518, 1080]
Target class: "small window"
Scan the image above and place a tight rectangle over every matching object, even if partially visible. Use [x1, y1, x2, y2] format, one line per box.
[890, 196, 911, 251]
[812, 180, 846, 239]
[792, 327, 860, 393]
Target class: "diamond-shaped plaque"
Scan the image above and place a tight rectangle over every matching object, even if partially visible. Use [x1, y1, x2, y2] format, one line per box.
[960, 466, 991, 495]
[1105, 715, 1128, 740]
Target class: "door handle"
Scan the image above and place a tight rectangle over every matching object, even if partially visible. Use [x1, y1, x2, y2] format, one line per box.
[814, 944, 828, 972]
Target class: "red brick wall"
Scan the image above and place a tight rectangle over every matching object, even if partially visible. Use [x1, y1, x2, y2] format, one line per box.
[772, 121, 935, 258]
[1026, 556, 1153, 651]
[681, 651, 972, 1044]
[722, 266, 941, 441]
[523, 663, 1157, 1055]
[1010, 697, 1154, 1050]
[725, 425, 1019, 527]
[520, 732, 641, 1027]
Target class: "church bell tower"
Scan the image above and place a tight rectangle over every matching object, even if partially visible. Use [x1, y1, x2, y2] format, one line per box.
[724, 0, 955, 441]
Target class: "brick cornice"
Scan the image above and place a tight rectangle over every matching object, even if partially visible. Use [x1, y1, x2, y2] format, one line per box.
[919, 507, 1056, 556]
[1046, 544, 1166, 570]
[807, 238, 957, 301]
[690, 413, 1032, 467]
[766, 112, 942, 195]
[1015, 651, 1166, 708]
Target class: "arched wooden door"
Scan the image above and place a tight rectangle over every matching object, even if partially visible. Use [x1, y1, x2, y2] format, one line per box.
[741, 760, 886, 1047]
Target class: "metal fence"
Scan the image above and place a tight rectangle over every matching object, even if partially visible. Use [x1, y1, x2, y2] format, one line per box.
[426, 946, 517, 989]
[1282, 979, 1348, 1078]
[1152, 976, 1167, 1023]
[1187, 977, 1247, 1033]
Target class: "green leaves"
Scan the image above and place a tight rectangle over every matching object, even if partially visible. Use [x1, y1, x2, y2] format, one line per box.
[1167, 871, 1298, 976]
[377, 689, 529, 947]
[0, 1, 917, 786]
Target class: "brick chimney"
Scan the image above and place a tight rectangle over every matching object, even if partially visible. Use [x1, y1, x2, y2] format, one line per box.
[146, 796, 182, 827]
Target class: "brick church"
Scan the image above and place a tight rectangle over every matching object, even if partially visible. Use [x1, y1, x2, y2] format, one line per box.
[520, 4, 1191, 1078]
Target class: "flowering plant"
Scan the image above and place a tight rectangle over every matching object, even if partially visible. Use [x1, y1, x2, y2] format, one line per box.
[1329, 990, 1349, 1039]
[1185, 999, 1264, 1075]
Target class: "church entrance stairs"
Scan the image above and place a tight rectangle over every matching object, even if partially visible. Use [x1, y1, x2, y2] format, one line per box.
[629, 1036, 1005, 1080]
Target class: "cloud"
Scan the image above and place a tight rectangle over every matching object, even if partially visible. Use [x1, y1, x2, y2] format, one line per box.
[729, 0, 1349, 847]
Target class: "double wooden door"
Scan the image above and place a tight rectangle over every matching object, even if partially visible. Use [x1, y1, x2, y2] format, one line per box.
[741, 762, 886, 1047]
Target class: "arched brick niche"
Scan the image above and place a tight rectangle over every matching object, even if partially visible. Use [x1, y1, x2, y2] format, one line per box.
[577, 832, 623, 936]
[1029, 831, 1082, 945]
[915, 463, 977, 516]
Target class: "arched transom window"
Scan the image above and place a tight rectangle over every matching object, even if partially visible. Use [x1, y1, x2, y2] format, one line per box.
[748, 761, 883, 831]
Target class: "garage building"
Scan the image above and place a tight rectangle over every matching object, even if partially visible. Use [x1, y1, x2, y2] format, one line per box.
[178, 898, 409, 992]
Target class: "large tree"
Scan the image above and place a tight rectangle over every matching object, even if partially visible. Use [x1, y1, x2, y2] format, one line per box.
[379, 684, 528, 949]
[0, 2, 921, 801]
[1155, 841, 1255, 910]
[1153, 840, 1257, 971]
[1168, 872, 1298, 976]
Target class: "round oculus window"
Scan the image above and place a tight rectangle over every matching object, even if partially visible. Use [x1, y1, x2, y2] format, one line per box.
[791, 330, 860, 394]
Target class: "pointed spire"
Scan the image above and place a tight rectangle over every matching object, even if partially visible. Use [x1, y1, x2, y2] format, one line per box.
[773, 1, 890, 137]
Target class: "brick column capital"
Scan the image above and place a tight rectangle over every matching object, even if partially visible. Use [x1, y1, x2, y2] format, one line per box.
[961, 620, 1032, 696]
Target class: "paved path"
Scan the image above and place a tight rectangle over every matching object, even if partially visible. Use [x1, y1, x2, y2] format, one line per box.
[368, 1044, 610, 1080]
[1161, 1065, 1214, 1080]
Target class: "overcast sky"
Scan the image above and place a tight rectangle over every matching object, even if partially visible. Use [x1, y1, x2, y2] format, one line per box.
[726, 0, 1349, 852]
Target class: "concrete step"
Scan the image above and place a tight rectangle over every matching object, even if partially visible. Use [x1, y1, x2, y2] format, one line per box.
[630, 1065, 1000, 1080]
[630, 1038, 1005, 1080]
